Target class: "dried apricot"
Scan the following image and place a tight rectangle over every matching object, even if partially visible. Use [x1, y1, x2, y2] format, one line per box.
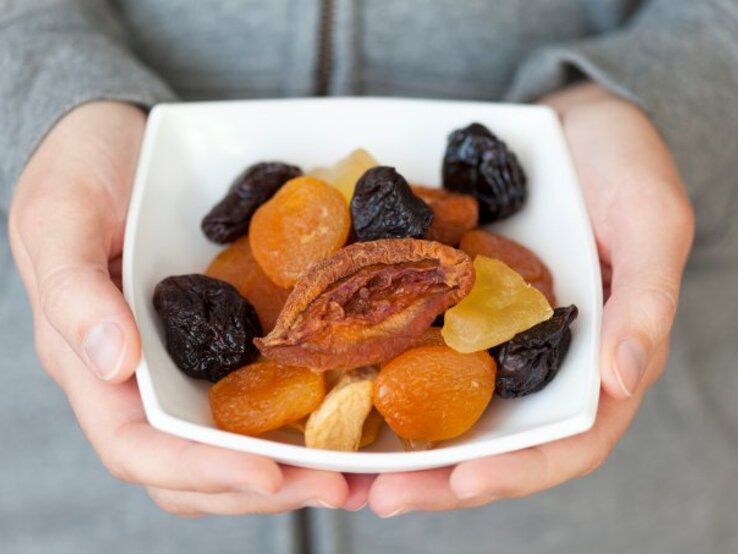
[459, 229, 556, 305]
[412, 326, 446, 348]
[256, 239, 474, 371]
[308, 148, 378, 202]
[249, 176, 350, 288]
[411, 185, 479, 246]
[209, 360, 325, 436]
[442, 256, 553, 352]
[205, 235, 290, 332]
[374, 346, 495, 442]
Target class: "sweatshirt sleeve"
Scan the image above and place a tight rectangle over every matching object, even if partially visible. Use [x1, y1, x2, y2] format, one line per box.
[507, 0, 738, 263]
[0, 1, 177, 211]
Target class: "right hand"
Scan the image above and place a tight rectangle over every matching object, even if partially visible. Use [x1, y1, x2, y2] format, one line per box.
[8, 101, 366, 515]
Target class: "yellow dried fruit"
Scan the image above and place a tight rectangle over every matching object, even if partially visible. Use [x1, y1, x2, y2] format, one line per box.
[308, 149, 379, 202]
[442, 256, 553, 352]
[305, 367, 377, 451]
[359, 409, 384, 448]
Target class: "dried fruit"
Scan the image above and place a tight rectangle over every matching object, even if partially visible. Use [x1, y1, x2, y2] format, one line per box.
[442, 123, 526, 223]
[411, 185, 479, 246]
[249, 176, 350, 288]
[209, 360, 325, 436]
[305, 367, 377, 451]
[359, 409, 384, 448]
[205, 236, 291, 332]
[256, 239, 474, 371]
[442, 256, 552, 353]
[494, 305, 578, 398]
[351, 167, 433, 241]
[374, 346, 495, 442]
[202, 162, 302, 243]
[413, 326, 446, 348]
[153, 275, 262, 382]
[308, 148, 379, 202]
[459, 229, 556, 305]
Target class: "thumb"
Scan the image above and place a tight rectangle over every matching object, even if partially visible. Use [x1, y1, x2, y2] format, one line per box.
[600, 189, 694, 399]
[17, 189, 140, 384]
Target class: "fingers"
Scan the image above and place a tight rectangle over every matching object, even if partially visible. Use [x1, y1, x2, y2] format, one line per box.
[343, 473, 376, 512]
[146, 466, 350, 516]
[560, 99, 694, 398]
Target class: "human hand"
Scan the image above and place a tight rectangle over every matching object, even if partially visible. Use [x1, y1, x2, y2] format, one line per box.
[367, 83, 695, 517]
[8, 101, 361, 516]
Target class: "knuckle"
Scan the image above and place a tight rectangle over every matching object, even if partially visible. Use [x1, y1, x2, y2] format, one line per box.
[102, 449, 135, 484]
[146, 489, 202, 518]
[581, 435, 614, 477]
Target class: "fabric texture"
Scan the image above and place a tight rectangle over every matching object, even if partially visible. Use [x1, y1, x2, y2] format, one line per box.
[0, 1, 736, 553]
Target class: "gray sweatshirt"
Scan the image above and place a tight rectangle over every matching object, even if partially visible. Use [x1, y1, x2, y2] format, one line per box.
[1, 2, 737, 554]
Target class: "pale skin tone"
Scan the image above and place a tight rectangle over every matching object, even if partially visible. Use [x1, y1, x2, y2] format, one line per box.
[8, 82, 694, 517]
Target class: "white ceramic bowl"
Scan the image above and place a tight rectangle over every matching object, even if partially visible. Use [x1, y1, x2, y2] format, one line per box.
[123, 97, 602, 473]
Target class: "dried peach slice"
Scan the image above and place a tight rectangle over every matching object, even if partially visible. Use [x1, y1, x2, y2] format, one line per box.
[205, 235, 290, 332]
[209, 360, 325, 436]
[255, 239, 474, 371]
[412, 326, 446, 348]
[249, 176, 350, 288]
[374, 346, 495, 442]
[411, 185, 479, 246]
[308, 149, 379, 202]
[459, 229, 556, 305]
[442, 256, 553, 353]
[305, 366, 377, 451]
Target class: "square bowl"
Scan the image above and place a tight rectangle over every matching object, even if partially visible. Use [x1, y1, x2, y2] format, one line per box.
[123, 97, 601, 473]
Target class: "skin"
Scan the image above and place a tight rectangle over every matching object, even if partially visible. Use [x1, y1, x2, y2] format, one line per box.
[8, 82, 694, 517]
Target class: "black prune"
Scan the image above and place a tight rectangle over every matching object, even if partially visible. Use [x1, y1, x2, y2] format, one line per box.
[442, 123, 527, 223]
[202, 162, 302, 243]
[493, 305, 578, 398]
[153, 274, 262, 382]
[351, 166, 433, 241]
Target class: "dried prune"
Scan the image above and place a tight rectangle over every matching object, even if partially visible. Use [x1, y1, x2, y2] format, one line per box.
[493, 305, 578, 398]
[411, 185, 479, 246]
[153, 274, 262, 382]
[255, 239, 474, 371]
[442, 123, 526, 223]
[374, 346, 495, 441]
[202, 162, 302, 243]
[351, 166, 433, 241]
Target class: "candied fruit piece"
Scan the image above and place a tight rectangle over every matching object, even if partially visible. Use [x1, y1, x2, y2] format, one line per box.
[202, 162, 302, 243]
[255, 239, 474, 371]
[442, 256, 553, 353]
[308, 149, 379, 202]
[153, 274, 261, 382]
[374, 346, 495, 442]
[249, 176, 350, 288]
[209, 360, 325, 436]
[205, 236, 291, 333]
[411, 185, 479, 246]
[351, 167, 433, 241]
[443, 123, 526, 223]
[459, 229, 556, 305]
[494, 305, 578, 398]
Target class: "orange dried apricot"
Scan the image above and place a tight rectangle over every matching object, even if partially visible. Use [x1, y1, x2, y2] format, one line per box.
[249, 176, 350, 288]
[442, 256, 553, 353]
[308, 148, 379, 202]
[411, 185, 479, 246]
[204, 235, 290, 332]
[459, 229, 556, 305]
[374, 346, 495, 442]
[209, 360, 325, 436]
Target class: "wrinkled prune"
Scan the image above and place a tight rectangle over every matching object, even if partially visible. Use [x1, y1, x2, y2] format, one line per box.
[351, 166, 433, 241]
[202, 162, 302, 243]
[153, 274, 262, 382]
[442, 123, 526, 223]
[256, 239, 474, 371]
[493, 305, 578, 398]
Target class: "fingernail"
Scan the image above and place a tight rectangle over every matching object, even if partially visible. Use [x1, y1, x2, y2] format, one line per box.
[303, 499, 338, 510]
[84, 322, 125, 380]
[349, 501, 368, 512]
[614, 339, 647, 397]
[379, 507, 406, 518]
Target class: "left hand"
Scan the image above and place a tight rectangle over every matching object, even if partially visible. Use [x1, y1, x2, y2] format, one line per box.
[366, 83, 695, 517]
